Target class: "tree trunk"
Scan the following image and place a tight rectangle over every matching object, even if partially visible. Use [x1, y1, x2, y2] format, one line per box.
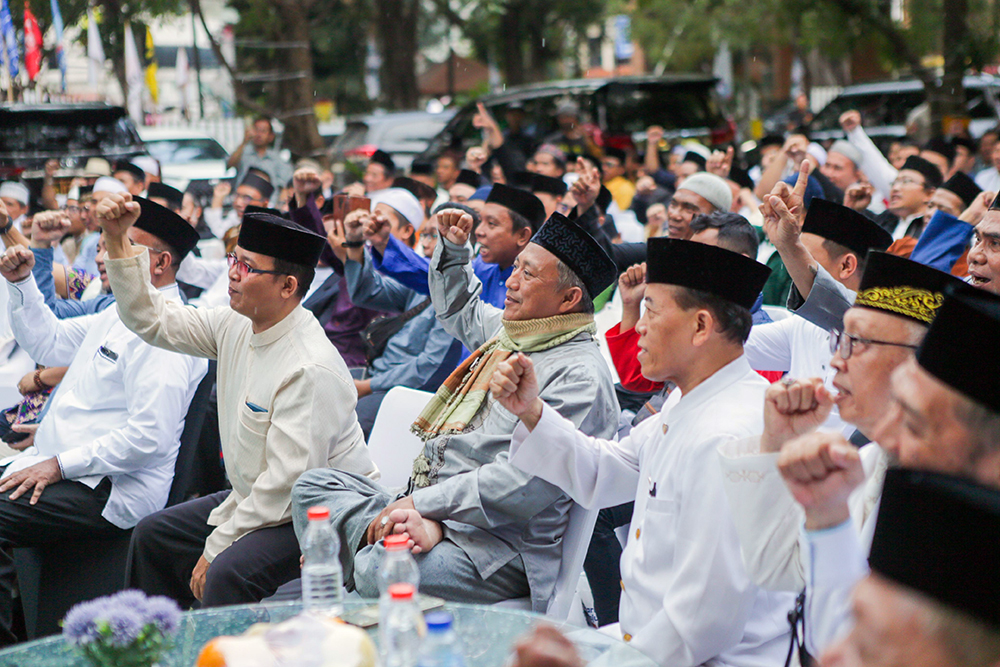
[374, 0, 419, 109]
[928, 0, 968, 132]
[276, 0, 327, 165]
[500, 1, 526, 85]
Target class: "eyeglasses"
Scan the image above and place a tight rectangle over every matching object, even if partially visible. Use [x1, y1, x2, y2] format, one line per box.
[420, 230, 439, 239]
[891, 176, 925, 188]
[227, 253, 284, 277]
[65, 206, 81, 213]
[828, 328, 919, 360]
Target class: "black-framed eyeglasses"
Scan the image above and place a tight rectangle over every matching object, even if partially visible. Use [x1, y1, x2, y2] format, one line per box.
[829, 328, 919, 360]
[227, 253, 284, 277]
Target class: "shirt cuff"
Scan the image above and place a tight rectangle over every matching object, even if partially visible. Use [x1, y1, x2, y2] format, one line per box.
[803, 519, 867, 588]
[57, 447, 90, 480]
[6, 272, 40, 308]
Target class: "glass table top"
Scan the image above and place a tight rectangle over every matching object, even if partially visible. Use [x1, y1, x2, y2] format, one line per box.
[0, 599, 655, 667]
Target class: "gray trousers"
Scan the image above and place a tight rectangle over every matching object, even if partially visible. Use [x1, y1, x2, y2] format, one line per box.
[291, 469, 529, 602]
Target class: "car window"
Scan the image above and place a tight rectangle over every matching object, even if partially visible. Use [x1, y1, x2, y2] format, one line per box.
[144, 138, 228, 163]
[602, 82, 720, 133]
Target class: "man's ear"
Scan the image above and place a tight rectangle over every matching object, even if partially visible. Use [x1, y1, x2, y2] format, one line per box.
[516, 225, 534, 248]
[841, 253, 860, 281]
[558, 285, 583, 313]
[691, 309, 714, 347]
[280, 274, 299, 299]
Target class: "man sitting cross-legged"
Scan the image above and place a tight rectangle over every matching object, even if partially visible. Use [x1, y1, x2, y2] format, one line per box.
[291, 208, 620, 610]
[96, 194, 378, 609]
[0, 197, 207, 644]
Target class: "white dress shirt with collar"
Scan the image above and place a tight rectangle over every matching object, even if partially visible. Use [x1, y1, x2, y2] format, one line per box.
[4, 273, 208, 529]
[510, 356, 795, 667]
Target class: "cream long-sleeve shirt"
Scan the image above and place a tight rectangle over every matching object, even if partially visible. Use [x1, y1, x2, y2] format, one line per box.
[105, 250, 378, 561]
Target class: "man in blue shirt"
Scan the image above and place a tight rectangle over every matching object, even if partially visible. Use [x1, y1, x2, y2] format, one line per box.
[368, 184, 547, 309]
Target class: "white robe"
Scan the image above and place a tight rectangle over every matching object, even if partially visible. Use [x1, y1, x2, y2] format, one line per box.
[510, 356, 795, 667]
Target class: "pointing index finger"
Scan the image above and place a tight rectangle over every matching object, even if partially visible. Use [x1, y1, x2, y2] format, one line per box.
[793, 160, 812, 200]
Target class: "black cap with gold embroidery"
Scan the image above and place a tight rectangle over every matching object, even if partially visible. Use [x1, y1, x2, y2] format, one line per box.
[870, 467, 1000, 629]
[854, 251, 965, 325]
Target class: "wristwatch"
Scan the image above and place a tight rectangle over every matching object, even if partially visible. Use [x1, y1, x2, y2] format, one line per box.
[341, 240, 364, 248]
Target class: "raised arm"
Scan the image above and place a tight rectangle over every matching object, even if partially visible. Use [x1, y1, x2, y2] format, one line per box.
[97, 194, 224, 360]
[493, 353, 642, 510]
[1, 245, 95, 366]
[428, 209, 504, 350]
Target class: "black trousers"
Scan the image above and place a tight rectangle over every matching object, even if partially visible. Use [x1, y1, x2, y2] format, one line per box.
[583, 501, 634, 627]
[0, 475, 124, 645]
[126, 491, 301, 610]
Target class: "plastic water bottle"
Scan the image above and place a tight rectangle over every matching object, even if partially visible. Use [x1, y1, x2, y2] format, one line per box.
[379, 534, 421, 598]
[301, 505, 344, 618]
[380, 583, 426, 667]
[417, 611, 464, 667]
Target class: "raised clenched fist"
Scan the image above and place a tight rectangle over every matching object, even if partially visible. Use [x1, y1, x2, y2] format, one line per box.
[437, 208, 474, 246]
[93, 193, 140, 240]
[0, 245, 36, 283]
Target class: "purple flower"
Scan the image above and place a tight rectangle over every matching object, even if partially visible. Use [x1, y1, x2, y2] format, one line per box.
[103, 606, 144, 648]
[62, 600, 104, 645]
[143, 596, 181, 634]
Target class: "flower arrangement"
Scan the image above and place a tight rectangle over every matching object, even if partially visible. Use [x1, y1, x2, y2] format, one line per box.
[62, 590, 181, 667]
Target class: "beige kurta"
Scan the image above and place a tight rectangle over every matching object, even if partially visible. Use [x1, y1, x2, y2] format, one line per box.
[105, 250, 378, 561]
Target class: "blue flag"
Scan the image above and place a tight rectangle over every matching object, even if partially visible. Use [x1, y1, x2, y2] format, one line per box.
[0, 0, 18, 79]
[50, 0, 66, 91]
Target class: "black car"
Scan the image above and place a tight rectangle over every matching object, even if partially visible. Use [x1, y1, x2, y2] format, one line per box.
[808, 75, 1000, 151]
[418, 74, 734, 161]
[0, 103, 144, 180]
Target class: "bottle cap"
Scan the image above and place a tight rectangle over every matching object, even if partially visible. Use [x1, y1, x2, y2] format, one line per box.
[307, 505, 330, 521]
[388, 583, 415, 600]
[424, 611, 453, 632]
[384, 534, 409, 550]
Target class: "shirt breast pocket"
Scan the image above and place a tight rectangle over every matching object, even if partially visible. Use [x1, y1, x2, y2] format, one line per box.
[237, 402, 271, 468]
[641, 495, 677, 570]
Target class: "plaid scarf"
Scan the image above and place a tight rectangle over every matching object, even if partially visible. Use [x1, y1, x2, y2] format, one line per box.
[409, 312, 596, 487]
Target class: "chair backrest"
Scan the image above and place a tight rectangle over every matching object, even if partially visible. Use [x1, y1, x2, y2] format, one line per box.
[546, 502, 599, 620]
[167, 360, 218, 507]
[368, 386, 434, 489]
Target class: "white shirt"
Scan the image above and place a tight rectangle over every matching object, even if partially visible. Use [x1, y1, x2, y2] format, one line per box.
[744, 314, 851, 435]
[974, 167, 1000, 193]
[203, 208, 240, 240]
[4, 274, 208, 529]
[511, 357, 795, 667]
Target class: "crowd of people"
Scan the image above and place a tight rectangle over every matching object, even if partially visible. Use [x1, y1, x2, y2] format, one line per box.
[0, 98, 996, 667]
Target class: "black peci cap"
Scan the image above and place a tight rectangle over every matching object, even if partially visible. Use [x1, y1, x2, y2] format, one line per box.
[854, 251, 965, 325]
[646, 238, 771, 310]
[132, 196, 200, 260]
[530, 212, 617, 298]
[237, 212, 326, 267]
[802, 198, 893, 257]
[870, 468, 1000, 629]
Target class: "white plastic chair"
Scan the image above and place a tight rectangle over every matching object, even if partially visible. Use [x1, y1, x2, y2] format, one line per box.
[494, 502, 599, 625]
[367, 386, 434, 489]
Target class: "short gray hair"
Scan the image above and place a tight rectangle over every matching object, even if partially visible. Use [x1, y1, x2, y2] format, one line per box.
[555, 259, 594, 314]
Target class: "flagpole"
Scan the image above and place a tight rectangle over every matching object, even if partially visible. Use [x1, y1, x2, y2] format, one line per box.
[191, 13, 204, 118]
